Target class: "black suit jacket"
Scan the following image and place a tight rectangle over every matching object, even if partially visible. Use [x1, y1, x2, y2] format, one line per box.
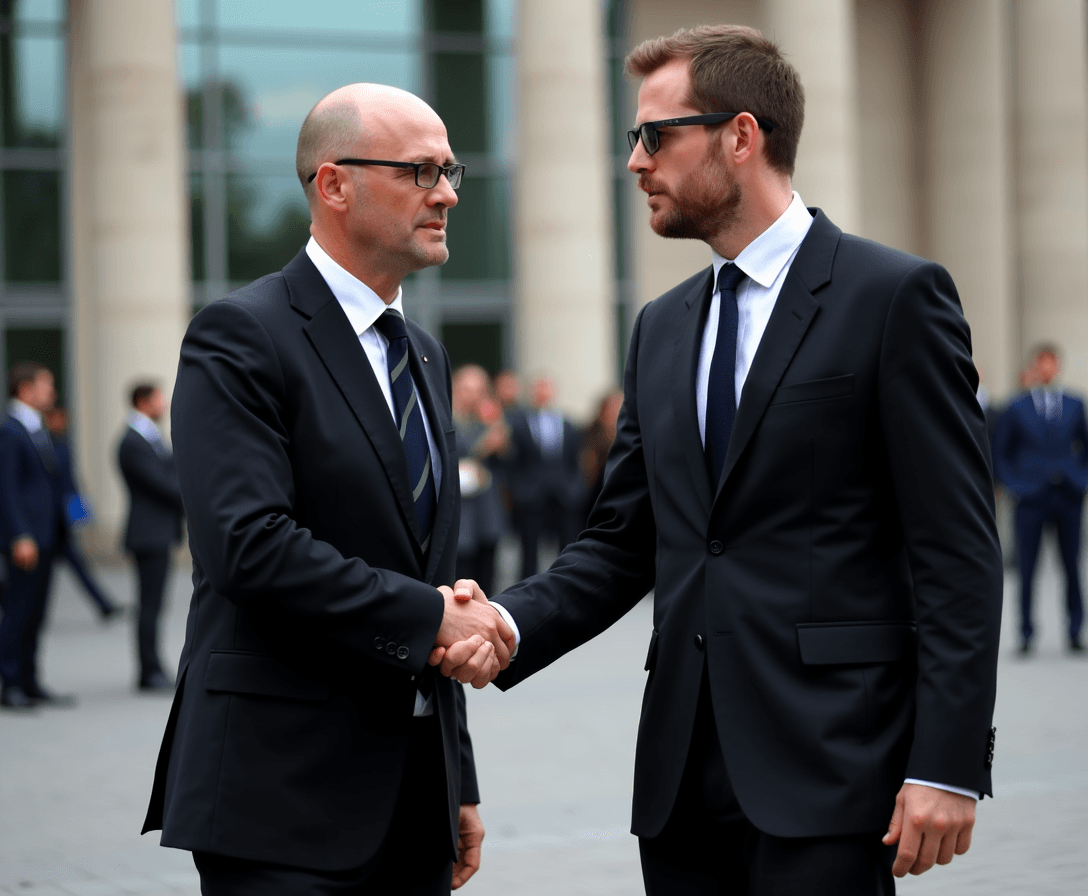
[142, 250, 477, 870]
[505, 407, 582, 510]
[117, 428, 184, 551]
[496, 210, 1002, 840]
[0, 415, 61, 552]
[992, 392, 1088, 498]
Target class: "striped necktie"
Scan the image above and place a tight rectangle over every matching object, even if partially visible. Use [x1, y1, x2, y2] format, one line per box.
[374, 310, 437, 551]
[705, 263, 746, 487]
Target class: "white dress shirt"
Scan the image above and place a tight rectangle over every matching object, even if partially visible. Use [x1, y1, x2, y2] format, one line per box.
[9, 399, 43, 435]
[306, 236, 442, 716]
[129, 410, 168, 453]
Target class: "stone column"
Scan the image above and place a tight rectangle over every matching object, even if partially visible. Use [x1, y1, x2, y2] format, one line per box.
[765, 0, 860, 233]
[1013, 0, 1088, 392]
[515, 0, 615, 420]
[68, 0, 188, 557]
[920, 0, 1016, 394]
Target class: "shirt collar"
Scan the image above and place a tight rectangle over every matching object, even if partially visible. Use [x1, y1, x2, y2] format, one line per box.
[128, 410, 162, 442]
[306, 236, 405, 335]
[9, 399, 43, 433]
[711, 192, 814, 293]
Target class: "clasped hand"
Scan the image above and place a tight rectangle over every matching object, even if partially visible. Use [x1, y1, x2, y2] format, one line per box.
[430, 579, 514, 688]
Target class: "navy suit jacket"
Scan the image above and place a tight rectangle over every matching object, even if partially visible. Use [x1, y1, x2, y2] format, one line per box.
[495, 210, 1003, 840]
[992, 392, 1088, 498]
[0, 414, 61, 552]
[117, 427, 184, 551]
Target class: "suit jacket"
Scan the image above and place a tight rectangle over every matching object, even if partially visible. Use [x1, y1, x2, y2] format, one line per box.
[992, 392, 1088, 498]
[0, 414, 61, 553]
[495, 210, 1002, 840]
[117, 428, 185, 551]
[505, 407, 582, 510]
[142, 249, 478, 871]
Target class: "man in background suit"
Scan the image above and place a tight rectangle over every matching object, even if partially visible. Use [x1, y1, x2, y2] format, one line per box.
[142, 83, 512, 894]
[506, 375, 583, 578]
[438, 24, 1002, 895]
[0, 361, 70, 709]
[117, 383, 185, 691]
[993, 345, 1088, 654]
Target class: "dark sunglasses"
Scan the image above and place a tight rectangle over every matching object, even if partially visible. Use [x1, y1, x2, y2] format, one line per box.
[307, 158, 465, 189]
[627, 112, 776, 156]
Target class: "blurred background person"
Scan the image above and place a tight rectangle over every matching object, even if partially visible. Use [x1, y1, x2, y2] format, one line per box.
[580, 388, 624, 524]
[45, 406, 120, 623]
[117, 382, 184, 692]
[506, 375, 582, 579]
[993, 345, 1088, 655]
[493, 369, 524, 413]
[452, 365, 509, 597]
[0, 362, 73, 709]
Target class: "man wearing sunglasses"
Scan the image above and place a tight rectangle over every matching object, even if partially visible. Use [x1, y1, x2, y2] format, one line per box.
[142, 83, 513, 895]
[440, 23, 1002, 896]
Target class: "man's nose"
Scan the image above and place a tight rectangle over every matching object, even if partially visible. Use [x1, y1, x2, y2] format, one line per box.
[428, 174, 459, 208]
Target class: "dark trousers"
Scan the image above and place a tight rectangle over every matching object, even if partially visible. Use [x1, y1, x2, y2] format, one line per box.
[640, 670, 896, 896]
[0, 548, 56, 691]
[456, 544, 497, 596]
[60, 532, 113, 614]
[514, 501, 579, 580]
[132, 547, 171, 681]
[193, 715, 454, 895]
[1015, 484, 1085, 641]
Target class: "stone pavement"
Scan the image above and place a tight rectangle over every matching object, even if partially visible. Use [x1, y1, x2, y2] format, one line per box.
[1, 541, 1086, 895]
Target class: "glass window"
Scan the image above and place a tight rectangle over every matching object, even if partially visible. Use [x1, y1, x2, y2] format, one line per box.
[441, 320, 503, 375]
[1, 34, 62, 148]
[441, 175, 508, 281]
[218, 0, 422, 35]
[5, 326, 64, 403]
[487, 53, 513, 159]
[434, 51, 485, 154]
[431, 0, 482, 35]
[218, 45, 421, 160]
[180, 43, 204, 150]
[226, 174, 311, 283]
[189, 173, 205, 282]
[486, 0, 516, 40]
[3, 168, 60, 282]
[175, 0, 200, 30]
[12, 0, 64, 25]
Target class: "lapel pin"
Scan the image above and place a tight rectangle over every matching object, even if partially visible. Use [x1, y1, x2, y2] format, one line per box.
[422, 356, 428, 363]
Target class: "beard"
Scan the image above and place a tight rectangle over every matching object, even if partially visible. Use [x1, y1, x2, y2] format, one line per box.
[643, 143, 742, 242]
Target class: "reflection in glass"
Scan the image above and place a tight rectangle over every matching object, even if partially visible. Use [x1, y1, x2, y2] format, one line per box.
[219, 46, 420, 159]
[1, 34, 62, 147]
[218, 0, 421, 34]
[226, 174, 311, 283]
[441, 176, 509, 281]
[3, 169, 61, 282]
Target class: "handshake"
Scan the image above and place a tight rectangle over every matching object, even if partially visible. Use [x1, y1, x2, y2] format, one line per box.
[429, 579, 516, 688]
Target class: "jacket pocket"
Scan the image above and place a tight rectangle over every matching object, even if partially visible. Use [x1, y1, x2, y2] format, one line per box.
[204, 650, 330, 702]
[644, 629, 660, 671]
[770, 374, 854, 406]
[796, 621, 916, 665]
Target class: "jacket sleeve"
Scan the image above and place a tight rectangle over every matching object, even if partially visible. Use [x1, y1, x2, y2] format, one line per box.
[172, 298, 445, 676]
[0, 428, 32, 543]
[991, 404, 1025, 496]
[118, 435, 184, 511]
[878, 261, 1003, 797]
[456, 682, 480, 804]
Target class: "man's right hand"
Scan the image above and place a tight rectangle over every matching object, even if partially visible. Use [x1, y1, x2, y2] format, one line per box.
[11, 537, 38, 571]
[431, 582, 514, 688]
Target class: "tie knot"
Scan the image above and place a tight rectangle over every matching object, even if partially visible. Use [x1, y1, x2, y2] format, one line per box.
[716, 263, 745, 295]
[374, 309, 408, 343]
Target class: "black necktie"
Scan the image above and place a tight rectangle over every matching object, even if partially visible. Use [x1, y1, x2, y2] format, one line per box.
[373, 310, 437, 551]
[705, 264, 746, 487]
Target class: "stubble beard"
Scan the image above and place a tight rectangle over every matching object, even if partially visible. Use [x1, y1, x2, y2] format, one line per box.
[648, 145, 741, 243]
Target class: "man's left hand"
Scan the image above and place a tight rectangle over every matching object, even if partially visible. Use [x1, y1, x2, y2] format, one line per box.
[452, 803, 484, 889]
[883, 782, 976, 877]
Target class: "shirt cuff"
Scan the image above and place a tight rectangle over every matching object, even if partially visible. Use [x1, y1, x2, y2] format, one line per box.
[903, 778, 979, 801]
[490, 602, 520, 658]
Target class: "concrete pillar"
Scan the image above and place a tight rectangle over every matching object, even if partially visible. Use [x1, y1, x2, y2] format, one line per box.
[920, 1, 1016, 394]
[515, 0, 614, 420]
[1013, 0, 1088, 392]
[766, 0, 860, 233]
[68, 0, 188, 557]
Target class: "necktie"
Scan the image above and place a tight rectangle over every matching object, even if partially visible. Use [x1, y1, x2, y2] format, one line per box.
[705, 263, 746, 487]
[30, 428, 56, 474]
[373, 310, 437, 551]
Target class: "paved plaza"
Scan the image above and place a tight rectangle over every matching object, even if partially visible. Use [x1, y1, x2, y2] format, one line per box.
[1, 540, 1086, 895]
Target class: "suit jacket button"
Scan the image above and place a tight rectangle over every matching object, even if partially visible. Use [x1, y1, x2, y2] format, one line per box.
[694, 634, 705, 650]
[385, 642, 398, 655]
[374, 637, 386, 651]
[709, 540, 723, 555]
[396, 646, 410, 660]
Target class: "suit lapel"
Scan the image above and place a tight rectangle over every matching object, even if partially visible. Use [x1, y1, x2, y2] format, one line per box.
[673, 268, 715, 518]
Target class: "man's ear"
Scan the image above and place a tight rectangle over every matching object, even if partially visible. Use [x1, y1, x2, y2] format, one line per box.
[314, 163, 351, 213]
[729, 112, 761, 167]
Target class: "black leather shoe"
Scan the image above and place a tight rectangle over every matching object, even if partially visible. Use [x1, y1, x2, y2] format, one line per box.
[1017, 638, 1033, 656]
[98, 603, 123, 623]
[1, 686, 39, 710]
[23, 686, 77, 708]
[1070, 636, 1085, 654]
[138, 671, 174, 693]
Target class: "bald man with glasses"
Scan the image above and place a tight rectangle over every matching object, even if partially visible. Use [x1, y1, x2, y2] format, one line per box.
[142, 83, 513, 895]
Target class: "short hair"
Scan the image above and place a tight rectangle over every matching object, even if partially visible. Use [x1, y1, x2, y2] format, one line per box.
[130, 382, 159, 409]
[1032, 343, 1061, 361]
[626, 24, 805, 176]
[295, 97, 365, 202]
[8, 360, 47, 398]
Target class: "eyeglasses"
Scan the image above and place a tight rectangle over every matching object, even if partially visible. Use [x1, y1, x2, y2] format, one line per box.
[627, 112, 776, 156]
[307, 158, 465, 189]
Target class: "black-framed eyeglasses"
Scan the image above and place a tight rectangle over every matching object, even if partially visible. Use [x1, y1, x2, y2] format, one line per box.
[307, 158, 465, 189]
[627, 112, 776, 156]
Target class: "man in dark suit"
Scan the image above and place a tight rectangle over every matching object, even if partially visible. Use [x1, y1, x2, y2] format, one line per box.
[436, 25, 1002, 895]
[0, 362, 72, 709]
[993, 345, 1088, 654]
[141, 83, 512, 894]
[506, 376, 583, 578]
[117, 383, 185, 690]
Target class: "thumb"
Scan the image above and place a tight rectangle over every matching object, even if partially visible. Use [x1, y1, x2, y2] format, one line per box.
[883, 795, 904, 845]
[428, 646, 446, 666]
[454, 578, 484, 603]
